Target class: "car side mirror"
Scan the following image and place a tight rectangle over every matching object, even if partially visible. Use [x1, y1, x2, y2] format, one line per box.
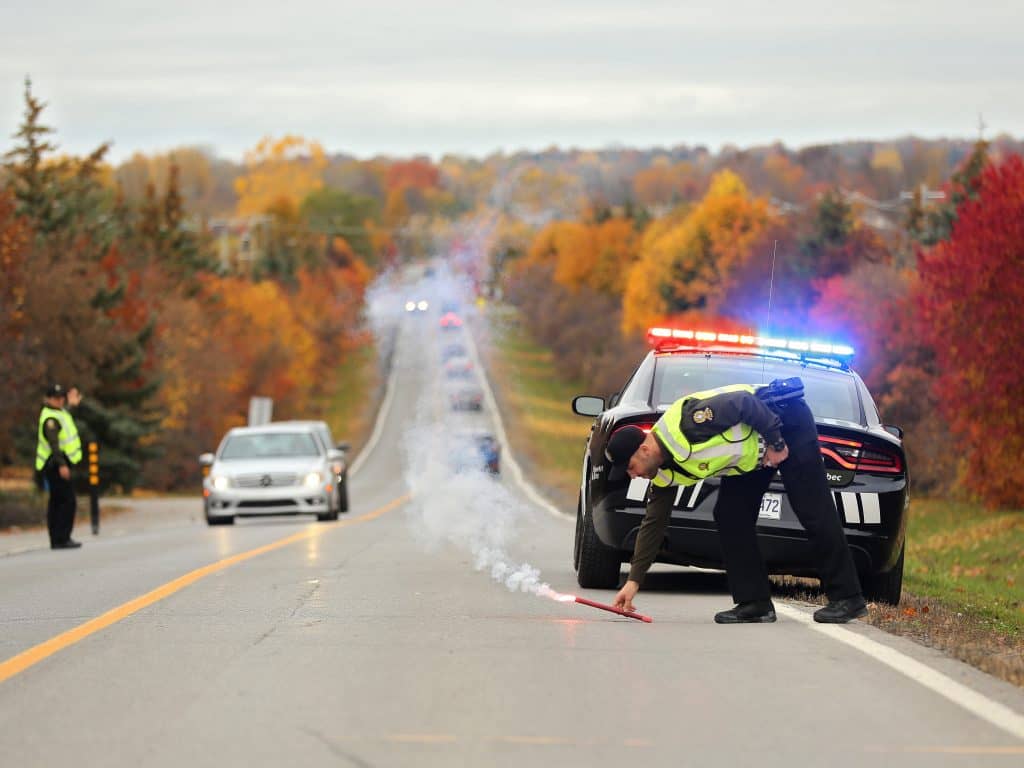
[882, 424, 904, 440]
[336, 441, 351, 452]
[198, 452, 215, 467]
[327, 448, 344, 462]
[573, 395, 604, 417]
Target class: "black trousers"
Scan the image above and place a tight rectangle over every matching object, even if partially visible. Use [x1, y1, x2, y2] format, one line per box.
[712, 398, 862, 604]
[45, 463, 77, 546]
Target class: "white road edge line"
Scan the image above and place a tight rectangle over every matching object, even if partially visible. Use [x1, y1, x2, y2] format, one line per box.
[463, 315, 569, 521]
[349, 325, 400, 478]
[463, 310, 1024, 740]
[775, 603, 1024, 741]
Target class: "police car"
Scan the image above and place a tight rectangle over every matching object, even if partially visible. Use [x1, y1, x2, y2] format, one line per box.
[571, 328, 908, 604]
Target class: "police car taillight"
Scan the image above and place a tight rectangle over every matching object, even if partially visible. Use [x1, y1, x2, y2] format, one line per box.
[646, 326, 855, 364]
[819, 435, 902, 474]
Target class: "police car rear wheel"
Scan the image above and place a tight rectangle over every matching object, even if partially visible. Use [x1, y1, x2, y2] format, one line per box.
[862, 544, 904, 605]
[573, 492, 583, 570]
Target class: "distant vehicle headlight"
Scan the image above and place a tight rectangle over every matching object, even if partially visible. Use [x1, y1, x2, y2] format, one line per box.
[405, 300, 417, 312]
[417, 300, 429, 311]
[303, 471, 323, 489]
[211, 474, 230, 491]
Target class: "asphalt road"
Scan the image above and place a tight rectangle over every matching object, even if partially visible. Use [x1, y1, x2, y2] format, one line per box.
[2, 308, 1023, 767]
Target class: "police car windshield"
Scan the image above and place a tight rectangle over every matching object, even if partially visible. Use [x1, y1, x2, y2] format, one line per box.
[651, 356, 863, 424]
[220, 432, 321, 459]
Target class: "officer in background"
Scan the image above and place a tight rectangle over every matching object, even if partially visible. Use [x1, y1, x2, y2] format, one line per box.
[36, 384, 83, 549]
[609, 379, 867, 624]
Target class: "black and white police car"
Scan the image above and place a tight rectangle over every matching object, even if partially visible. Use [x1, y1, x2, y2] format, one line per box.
[571, 327, 908, 604]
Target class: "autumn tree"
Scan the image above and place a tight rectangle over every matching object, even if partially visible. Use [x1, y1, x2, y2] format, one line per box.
[234, 135, 327, 217]
[916, 154, 1024, 507]
[622, 170, 770, 332]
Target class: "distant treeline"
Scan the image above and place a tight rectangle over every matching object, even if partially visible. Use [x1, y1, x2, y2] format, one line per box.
[2, 77, 1021, 505]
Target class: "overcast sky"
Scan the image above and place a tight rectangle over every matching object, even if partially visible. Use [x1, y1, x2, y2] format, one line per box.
[2, 0, 1021, 162]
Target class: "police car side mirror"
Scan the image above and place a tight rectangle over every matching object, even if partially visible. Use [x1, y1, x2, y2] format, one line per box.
[882, 424, 904, 440]
[327, 449, 345, 462]
[573, 395, 604, 417]
[198, 452, 215, 467]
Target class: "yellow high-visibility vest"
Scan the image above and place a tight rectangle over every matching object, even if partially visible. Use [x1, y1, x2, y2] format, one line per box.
[651, 384, 762, 488]
[36, 406, 83, 470]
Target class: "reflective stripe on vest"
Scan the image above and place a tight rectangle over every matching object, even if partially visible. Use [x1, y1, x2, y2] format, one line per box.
[651, 385, 761, 488]
[36, 407, 83, 469]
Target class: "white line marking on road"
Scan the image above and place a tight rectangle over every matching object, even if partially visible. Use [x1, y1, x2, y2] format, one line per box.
[775, 603, 1024, 741]
[349, 327, 400, 478]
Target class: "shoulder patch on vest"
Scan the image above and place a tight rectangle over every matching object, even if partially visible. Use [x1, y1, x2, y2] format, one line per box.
[692, 407, 714, 424]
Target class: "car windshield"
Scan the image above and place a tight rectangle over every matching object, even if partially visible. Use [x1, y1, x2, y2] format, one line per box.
[220, 432, 321, 459]
[651, 356, 863, 424]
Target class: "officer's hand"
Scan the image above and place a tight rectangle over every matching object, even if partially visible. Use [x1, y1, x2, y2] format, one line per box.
[765, 444, 789, 468]
[614, 580, 640, 613]
[58, 465, 70, 481]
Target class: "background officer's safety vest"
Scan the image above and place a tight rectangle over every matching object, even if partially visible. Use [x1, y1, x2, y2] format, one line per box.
[650, 384, 761, 488]
[36, 406, 83, 469]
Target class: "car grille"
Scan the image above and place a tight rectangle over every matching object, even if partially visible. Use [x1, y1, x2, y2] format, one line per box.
[234, 472, 299, 488]
[237, 499, 299, 508]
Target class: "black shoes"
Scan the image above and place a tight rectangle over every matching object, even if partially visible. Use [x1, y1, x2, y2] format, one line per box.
[714, 600, 777, 624]
[814, 596, 868, 623]
[51, 539, 82, 550]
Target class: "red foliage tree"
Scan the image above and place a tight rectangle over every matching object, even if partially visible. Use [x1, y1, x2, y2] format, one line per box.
[916, 155, 1024, 507]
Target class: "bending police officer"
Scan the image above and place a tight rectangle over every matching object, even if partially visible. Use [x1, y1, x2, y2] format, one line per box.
[36, 384, 83, 549]
[609, 378, 867, 623]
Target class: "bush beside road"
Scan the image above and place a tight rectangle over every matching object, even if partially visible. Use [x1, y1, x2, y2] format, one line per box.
[477, 304, 1024, 686]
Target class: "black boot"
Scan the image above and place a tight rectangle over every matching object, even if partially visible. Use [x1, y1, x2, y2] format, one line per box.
[714, 600, 777, 624]
[813, 596, 868, 623]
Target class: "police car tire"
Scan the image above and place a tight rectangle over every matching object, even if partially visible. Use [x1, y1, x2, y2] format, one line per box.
[862, 544, 905, 605]
[573, 492, 584, 570]
[317, 510, 339, 522]
[576, 492, 621, 589]
[206, 515, 234, 526]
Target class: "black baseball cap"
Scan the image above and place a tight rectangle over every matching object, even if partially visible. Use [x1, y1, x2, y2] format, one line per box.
[605, 425, 646, 482]
[45, 384, 66, 398]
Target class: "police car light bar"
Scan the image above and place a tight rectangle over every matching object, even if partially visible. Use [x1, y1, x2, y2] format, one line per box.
[646, 327, 855, 359]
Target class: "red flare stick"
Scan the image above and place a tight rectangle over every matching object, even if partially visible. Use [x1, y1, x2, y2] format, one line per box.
[574, 596, 653, 623]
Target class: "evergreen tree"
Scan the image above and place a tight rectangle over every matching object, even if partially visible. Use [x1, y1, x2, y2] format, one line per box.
[3, 79, 163, 491]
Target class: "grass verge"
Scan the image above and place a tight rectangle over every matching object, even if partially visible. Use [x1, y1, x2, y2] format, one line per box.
[323, 336, 381, 456]
[479, 303, 1024, 687]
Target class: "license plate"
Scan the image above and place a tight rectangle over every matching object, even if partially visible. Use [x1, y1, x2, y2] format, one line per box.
[759, 493, 783, 520]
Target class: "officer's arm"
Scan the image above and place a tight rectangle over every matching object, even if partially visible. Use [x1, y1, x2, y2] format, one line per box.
[627, 484, 675, 585]
[681, 391, 783, 446]
[43, 418, 67, 468]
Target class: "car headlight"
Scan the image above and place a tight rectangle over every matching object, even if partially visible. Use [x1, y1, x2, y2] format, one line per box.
[405, 301, 416, 312]
[417, 300, 429, 311]
[211, 474, 230, 491]
[303, 471, 323, 489]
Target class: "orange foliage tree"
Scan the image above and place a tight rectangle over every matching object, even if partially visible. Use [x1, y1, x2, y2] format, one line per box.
[235, 135, 327, 217]
[623, 170, 770, 333]
[916, 155, 1024, 507]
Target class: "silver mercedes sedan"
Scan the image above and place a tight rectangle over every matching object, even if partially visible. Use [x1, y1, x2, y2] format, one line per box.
[199, 423, 345, 525]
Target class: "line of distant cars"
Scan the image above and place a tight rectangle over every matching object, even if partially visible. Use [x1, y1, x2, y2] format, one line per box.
[200, 420, 350, 526]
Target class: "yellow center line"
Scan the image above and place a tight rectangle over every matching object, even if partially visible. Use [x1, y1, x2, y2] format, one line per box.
[0, 493, 410, 685]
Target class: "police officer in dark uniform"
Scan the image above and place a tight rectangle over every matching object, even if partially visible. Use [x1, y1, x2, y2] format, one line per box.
[36, 384, 83, 549]
[609, 378, 867, 624]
